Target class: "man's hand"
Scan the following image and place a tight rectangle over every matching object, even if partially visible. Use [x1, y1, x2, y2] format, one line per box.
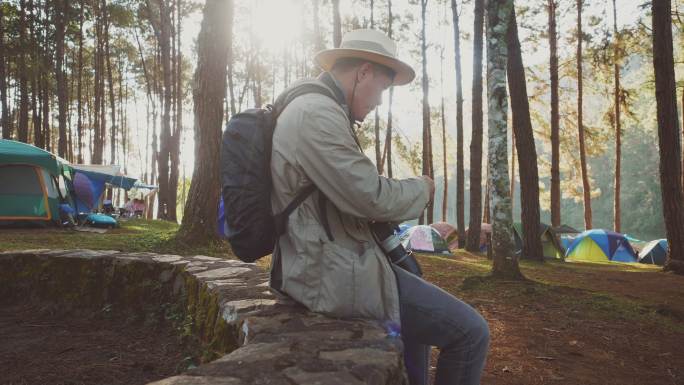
[421, 175, 435, 202]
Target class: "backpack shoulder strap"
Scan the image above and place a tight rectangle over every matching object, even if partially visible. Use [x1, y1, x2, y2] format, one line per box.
[273, 79, 345, 119]
[271, 80, 342, 241]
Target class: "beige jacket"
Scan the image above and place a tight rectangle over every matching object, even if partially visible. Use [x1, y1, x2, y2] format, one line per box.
[269, 74, 430, 323]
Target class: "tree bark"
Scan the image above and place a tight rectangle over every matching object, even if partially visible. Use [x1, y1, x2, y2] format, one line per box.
[332, 0, 341, 48]
[157, 0, 173, 220]
[227, 0, 236, 117]
[56, 0, 68, 157]
[652, 0, 684, 274]
[30, 0, 42, 148]
[384, 0, 394, 178]
[486, 0, 523, 279]
[510, 133, 516, 213]
[548, 0, 561, 227]
[169, 0, 182, 222]
[92, 0, 104, 164]
[177, 0, 231, 243]
[612, 0, 621, 233]
[440, 49, 447, 222]
[104, 6, 116, 166]
[371, 0, 382, 173]
[18, 0, 29, 143]
[76, 0, 84, 163]
[466, 0, 485, 252]
[420, 0, 433, 225]
[451, 0, 465, 246]
[507, 7, 544, 262]
[577, 0, 592, 229]
[0, 6, 10, 139]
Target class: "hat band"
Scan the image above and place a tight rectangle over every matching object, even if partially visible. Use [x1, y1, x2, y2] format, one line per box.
[340, 40, 395, 58]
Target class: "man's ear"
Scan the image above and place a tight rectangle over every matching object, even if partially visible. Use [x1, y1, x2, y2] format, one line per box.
[358, 62, 374, 81]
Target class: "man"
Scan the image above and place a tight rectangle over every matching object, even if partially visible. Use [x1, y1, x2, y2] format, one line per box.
[270, 29, 489, 385]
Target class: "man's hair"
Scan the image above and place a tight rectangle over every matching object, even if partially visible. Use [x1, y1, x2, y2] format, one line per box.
[331, 57, 396, 80]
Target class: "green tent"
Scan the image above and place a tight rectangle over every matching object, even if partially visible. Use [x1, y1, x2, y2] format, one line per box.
[513, 222, 565, 259]
[0, 140, 72, 224]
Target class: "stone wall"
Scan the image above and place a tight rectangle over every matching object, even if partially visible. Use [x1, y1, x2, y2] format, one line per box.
[0, 249, 407, 384]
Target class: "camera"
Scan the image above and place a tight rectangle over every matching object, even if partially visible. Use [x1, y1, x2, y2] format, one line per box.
[370, 222, 423, 277]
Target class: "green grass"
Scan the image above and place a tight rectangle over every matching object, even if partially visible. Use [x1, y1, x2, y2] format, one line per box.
[0, 219, 233, 258]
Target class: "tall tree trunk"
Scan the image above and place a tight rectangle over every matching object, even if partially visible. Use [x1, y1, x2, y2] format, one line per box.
[0, 6, 10, 139]
[385, 0, 394, 178]
[548, 0, 560, 227]
[31, 0, 42, 148]
[576, 0, 592, 229]
[157, 0, 173, 220]
[510, 133, 516, 213]
[168, 0, 182, 222]
[92, 0, 103, 164]
[104, 8, 116, 166]
[177, 0, 231, 243]
[41, 68, 50, 152]
[451, 0, 465, 246]
[56, 0, 68, 157]
[507, 7, 544, 262]
[652, 0, 684, 274]
[227, 0, 236, 117]
[76, 0, 84, 163]
[420, 0, 433, 225]
[371, 0, 382, 172]
[612, 0, 621, 233]
[18, 0, 29, 143]
[32, 74, 41, 147]
[440, 50, 447, 222]
[466, 0, 485, 252]
[486, 0, 523, 279]
[332, 0, 341, 48]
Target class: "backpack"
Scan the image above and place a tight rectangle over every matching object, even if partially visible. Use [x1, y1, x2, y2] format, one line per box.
[220, 80, 343, 262]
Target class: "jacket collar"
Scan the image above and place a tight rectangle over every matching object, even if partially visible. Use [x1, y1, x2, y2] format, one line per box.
[318, 72, 350, 118]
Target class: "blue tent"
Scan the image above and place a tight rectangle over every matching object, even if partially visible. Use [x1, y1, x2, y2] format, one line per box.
[565, 229, 638, 263]
[638, 239, 668, 266]
[71, 165, 141, 213]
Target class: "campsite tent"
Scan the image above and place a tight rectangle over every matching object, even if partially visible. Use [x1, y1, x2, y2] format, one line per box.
[565, 229, 638, 263]
[430, 222, 459, 250]
[638, 239, 668, 265]
[512, 222, 565, 259]
[0, 140, 72, 225]
[553, 225, 580, 250]
[464, 223, 492, 251]
[70, 164, 153, 214]
[400, 225, 450, 254]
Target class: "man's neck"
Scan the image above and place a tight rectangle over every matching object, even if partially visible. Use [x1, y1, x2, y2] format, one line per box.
[328, 71, 355, 108]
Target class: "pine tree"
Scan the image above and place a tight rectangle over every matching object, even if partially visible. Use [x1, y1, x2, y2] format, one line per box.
[486, 0, 523, 279]
[652, 0, 684, 274]
[177, 0, 231, 243]
[466, 0, 485, 252]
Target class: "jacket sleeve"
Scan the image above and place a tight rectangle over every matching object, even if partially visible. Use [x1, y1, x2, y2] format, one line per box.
[295, 97, 430, 222]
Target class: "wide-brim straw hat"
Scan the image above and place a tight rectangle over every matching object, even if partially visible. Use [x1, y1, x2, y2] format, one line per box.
[314, 29, 416, 86]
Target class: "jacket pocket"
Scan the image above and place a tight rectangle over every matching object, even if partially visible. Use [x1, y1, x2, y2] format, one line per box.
[351, 243, 386, 319]
[315, 241, 355, 317]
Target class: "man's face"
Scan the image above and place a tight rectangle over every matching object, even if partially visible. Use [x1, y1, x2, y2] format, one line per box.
[350, 63, 393, 122]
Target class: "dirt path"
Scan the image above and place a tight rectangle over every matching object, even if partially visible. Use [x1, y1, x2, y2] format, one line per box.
[0, 303, 196, 385]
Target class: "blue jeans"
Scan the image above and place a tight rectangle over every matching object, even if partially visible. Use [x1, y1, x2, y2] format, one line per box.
[393, 266, 490, 385]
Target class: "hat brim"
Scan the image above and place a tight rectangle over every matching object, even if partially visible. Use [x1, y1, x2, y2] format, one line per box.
[314, 48, 416, 86]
